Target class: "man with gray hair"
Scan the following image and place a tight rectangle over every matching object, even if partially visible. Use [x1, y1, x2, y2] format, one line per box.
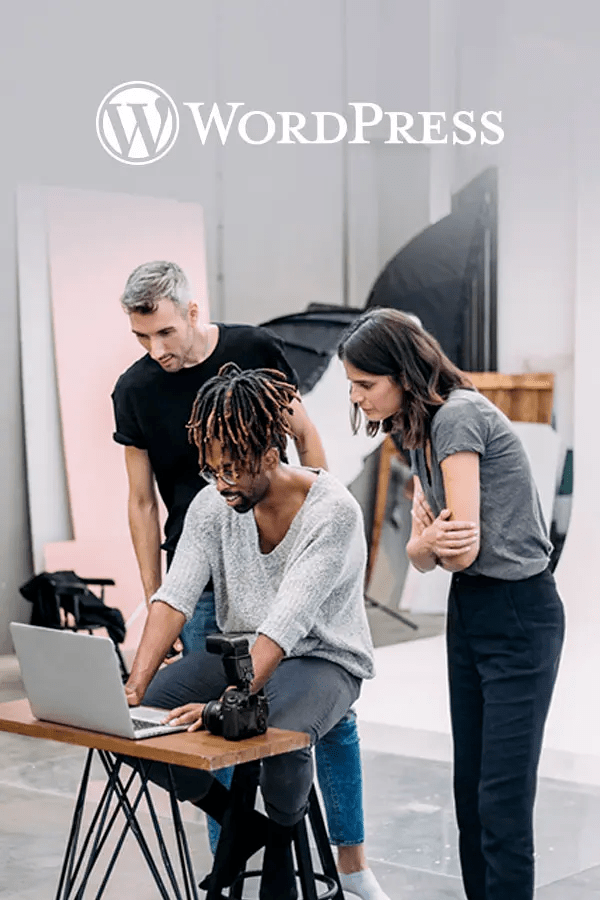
[111, 262, 391, 900]
[113, 260, 326, 637]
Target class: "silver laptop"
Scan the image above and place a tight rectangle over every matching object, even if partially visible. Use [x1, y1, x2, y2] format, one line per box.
[10, 623, 188, 740]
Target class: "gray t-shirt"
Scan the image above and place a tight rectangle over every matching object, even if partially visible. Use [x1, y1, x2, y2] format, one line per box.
[410, 390, 552, 580]
[151, 469, 375, 681]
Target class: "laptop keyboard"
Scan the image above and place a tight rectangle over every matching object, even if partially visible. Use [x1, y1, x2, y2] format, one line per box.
[131, 717, 174, 731]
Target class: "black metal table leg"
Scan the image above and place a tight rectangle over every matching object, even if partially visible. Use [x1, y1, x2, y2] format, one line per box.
[55, 748, 94, 900]
[166, 764, 200, 900]
[92, 753, 177, 900]
[54, 748, 199, 899]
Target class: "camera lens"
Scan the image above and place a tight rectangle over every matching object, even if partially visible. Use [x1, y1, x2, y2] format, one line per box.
[202, 700, 223, 736]
[257, 711, 267, 733]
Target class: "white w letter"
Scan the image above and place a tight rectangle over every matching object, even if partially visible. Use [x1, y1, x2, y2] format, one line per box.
[183, 102, 244, 144]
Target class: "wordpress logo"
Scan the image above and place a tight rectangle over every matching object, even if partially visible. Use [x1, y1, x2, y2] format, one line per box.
[96, 81, 179, 165]
[96, 81, 505, 163]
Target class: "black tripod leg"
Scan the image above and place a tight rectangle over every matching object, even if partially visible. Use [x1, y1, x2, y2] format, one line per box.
[364, 594, 419, 630]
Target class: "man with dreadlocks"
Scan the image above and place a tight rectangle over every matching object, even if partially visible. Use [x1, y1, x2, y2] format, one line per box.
[124, 364, 390, 900]
[113, 259, 329, 854]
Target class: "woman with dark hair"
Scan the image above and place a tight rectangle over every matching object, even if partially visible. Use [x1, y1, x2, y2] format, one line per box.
[338, 308, 565, 900]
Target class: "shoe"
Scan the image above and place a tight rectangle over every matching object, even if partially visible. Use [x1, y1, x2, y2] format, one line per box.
[338, 867, 391, 900]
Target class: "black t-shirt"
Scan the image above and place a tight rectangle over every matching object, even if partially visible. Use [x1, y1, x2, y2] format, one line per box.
[111, 323, 298, 554]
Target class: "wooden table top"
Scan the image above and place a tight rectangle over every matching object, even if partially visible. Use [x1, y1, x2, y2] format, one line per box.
[0, 699, 309, 772]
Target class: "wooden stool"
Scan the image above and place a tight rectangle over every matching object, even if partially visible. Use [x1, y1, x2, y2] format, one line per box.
[203, 758, 344, 899]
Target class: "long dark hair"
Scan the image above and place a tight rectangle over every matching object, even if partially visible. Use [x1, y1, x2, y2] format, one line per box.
[187, 363, 296, 471]
[337, 308, 473, 448]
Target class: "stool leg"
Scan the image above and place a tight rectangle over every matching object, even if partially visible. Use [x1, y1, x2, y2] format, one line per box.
[292, 818, 318, 900]
[205, 761, 261, 899]
[229, 764, 259, 900]
[260, 821, 297, 900]
[230, 873, 244, 899]
[307, 787, 345, 897]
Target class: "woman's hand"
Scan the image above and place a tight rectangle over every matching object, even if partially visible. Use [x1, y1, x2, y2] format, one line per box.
[425, 508, 479, 560]
[163, 703, 207, 732]
[412, 489, 477, 558]
[411, 484, 436, 534]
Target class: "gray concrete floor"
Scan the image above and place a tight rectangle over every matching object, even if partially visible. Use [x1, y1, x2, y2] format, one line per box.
[365, 604, 446, 649]
[2, 630, 600, 899]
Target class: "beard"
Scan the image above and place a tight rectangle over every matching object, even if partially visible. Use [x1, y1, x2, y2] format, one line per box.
[220, 490, 255, 514]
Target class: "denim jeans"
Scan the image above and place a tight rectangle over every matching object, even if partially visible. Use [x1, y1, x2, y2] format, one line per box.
[315, 708, 364, 845]
[447, 568, 565, 900]
[180, 590, 220, 655]
[180, 592, 365, 849]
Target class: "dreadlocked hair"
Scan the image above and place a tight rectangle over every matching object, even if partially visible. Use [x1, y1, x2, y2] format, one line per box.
[187, 363, 297, 473]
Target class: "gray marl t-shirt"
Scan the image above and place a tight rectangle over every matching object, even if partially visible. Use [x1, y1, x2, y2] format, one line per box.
[410, 390, 552, 580]
[150, 469, 375, 681]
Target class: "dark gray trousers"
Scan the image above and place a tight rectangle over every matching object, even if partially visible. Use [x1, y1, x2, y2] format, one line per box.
[141, 652, 361, 826]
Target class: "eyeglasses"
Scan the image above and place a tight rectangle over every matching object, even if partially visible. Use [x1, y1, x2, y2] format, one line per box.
[199, 465, 238, 487]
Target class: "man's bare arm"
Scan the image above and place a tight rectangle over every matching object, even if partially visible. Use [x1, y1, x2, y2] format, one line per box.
[125, 601, 186, 705]
[286, 396, 328, 469]
[125, 445, 163, 604]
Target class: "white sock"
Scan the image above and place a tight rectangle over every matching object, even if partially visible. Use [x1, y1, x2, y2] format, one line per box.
[338, 867, 391, 900]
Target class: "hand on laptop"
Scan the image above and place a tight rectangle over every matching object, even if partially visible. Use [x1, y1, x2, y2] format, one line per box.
[162, 703, 206, 732]
[125, 682, 144, 707]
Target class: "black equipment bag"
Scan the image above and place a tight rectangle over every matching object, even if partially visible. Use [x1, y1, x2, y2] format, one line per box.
[19, 570, 126, 648]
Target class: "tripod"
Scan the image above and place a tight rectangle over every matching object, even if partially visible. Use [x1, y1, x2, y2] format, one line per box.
[364, 593, 418, 631]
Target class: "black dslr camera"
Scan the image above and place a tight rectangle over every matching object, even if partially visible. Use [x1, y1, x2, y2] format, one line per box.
[201, 634, 269, 741]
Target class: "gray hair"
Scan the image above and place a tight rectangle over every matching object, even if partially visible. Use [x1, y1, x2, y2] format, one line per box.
[120, 261, 191, 314]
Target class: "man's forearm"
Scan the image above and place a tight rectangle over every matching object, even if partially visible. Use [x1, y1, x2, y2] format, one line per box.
[128, 499, 163, 602]
[126, 601, 186, 703]
[294, 421, 327, 469]
[287, 399, 328, 469]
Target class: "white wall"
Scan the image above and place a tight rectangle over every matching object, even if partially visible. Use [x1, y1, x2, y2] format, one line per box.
[2, 0, 593, 650]
[452, 0, 577, 449]
[555, 32, 600, 627]
[0, 1, 434, 651]
[0, 2, 220, 651]
[451, 0, 600, 629]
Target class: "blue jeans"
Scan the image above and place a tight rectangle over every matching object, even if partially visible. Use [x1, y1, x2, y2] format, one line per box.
[181, 592, 365, 848]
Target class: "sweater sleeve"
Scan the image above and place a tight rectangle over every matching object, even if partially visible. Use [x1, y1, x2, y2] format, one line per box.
[257, 498, 366, 654]
[149, 495, 212, 620]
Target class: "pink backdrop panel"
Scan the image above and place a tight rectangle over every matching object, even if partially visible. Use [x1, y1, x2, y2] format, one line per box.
[43, 187, 208, 643]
